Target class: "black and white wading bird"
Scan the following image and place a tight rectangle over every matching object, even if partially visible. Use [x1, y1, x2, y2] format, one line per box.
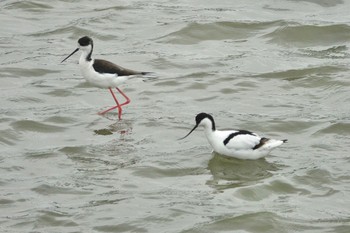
[180, 113, 287, 160]
[61, 36, 149, 120]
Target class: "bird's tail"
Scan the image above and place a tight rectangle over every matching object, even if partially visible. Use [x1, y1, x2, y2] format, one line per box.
[140, 72, 158, 80]
[263, 139, 287, 150]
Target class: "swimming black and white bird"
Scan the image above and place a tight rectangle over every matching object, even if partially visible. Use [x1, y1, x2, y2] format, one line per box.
[61, 36, 149, 120]
[180, 113, 287, 160]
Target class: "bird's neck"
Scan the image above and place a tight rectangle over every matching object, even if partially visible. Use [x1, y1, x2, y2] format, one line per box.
[201, 118, 216, 137]
[81, 45, 93, 62]
[79, 49, 93, 65]
[202, 122, 217, 148]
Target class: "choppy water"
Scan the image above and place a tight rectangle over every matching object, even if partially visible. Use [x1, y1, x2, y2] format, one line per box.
[1, 0, 350, 232]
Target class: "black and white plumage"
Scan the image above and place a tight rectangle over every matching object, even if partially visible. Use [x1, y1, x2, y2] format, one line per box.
[180, 113, 287, 160]
[61, 36, 149, 120]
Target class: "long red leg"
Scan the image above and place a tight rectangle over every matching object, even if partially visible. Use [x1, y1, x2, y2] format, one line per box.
[116, 87, 130, 106]
[98, 88, 131, 120]
[98, 88, 122, 120]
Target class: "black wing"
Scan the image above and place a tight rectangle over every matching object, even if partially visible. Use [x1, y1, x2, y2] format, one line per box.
[93, 59, 144, 76]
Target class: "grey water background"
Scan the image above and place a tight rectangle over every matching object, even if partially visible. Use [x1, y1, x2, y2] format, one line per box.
[1, 0, 350, 232]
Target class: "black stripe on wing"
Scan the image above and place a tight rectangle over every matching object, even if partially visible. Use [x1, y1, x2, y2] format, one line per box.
[93, 59, 142, 76]
[223, 130, 255, 146]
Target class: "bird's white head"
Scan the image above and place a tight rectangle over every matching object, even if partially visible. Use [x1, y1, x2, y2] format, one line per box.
[61, 36, 94, 63]
[179, 112, 216, 140]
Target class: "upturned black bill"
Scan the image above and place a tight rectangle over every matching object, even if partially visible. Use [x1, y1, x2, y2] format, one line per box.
[178, 124, 198, 140]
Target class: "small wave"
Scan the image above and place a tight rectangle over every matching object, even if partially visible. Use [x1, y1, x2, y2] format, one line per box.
[185, 212, 323, 232]
[11, 120, 66, 133]
[4, 1, 52, 12]
[314, 122, 350, 135]
[0, 67, 60, 78]
[265, 24, 350, 47]
[157, 20, 284, 44]
[31, 184, 90, 195]
[299, 45, 349, 59]
[255, 65, 347, 80]
[0, 129, 20, 146]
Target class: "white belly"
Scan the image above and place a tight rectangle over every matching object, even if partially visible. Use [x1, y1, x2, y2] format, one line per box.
[79, 60, 128, 88]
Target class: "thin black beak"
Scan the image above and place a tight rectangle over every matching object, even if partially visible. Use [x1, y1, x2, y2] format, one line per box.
[178, 124, 198, 140]
[61, 48, 79, 63]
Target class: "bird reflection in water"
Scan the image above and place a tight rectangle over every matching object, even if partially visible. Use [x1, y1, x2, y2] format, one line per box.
[206, 152, 285, 190]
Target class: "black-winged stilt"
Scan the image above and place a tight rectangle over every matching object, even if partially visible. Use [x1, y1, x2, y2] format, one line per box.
[61, 36, 149, 120]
